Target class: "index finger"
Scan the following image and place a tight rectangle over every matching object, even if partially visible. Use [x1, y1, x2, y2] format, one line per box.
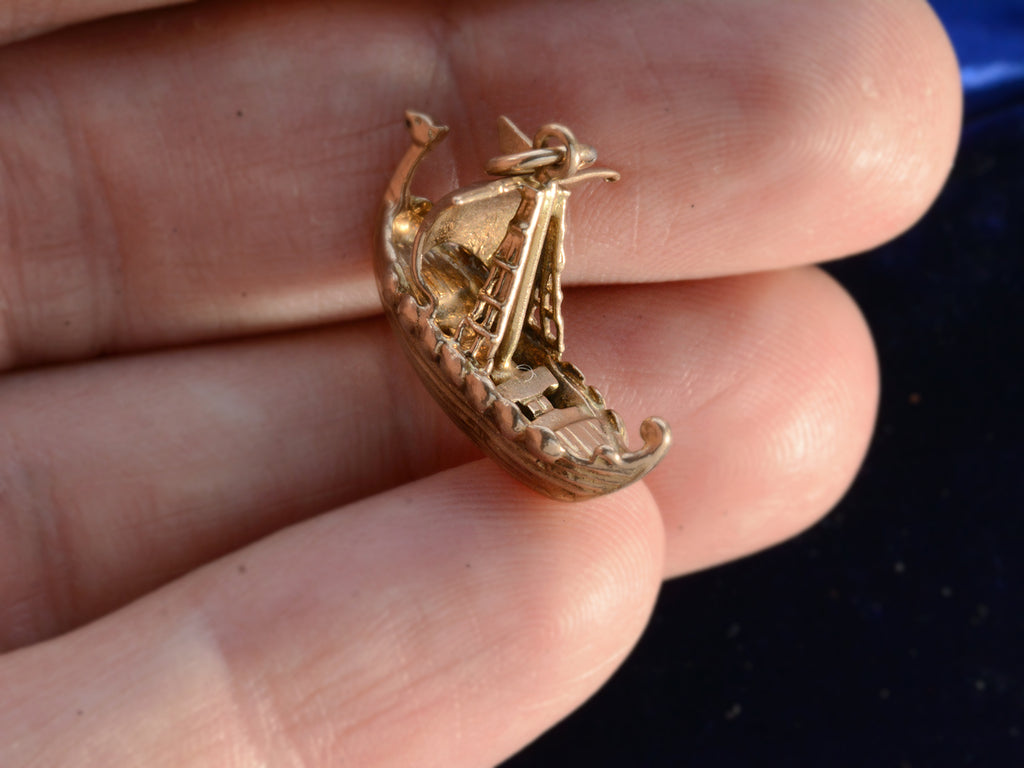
[0, 0, 959, 370]
[0, 0, 194, 44]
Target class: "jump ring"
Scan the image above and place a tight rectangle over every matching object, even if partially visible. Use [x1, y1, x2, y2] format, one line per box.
[533, 124, 579, 180]
[485, 146, 565, 176]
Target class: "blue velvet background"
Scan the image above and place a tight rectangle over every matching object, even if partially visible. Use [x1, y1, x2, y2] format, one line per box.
[505, 2, 1024, 765]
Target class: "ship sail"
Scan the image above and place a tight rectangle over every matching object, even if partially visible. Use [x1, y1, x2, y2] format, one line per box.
[456, 179, 568, 376]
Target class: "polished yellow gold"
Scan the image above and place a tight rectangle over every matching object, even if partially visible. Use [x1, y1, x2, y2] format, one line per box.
[376, 112, 670, 500]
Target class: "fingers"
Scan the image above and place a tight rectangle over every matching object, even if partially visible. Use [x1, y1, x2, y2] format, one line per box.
[0, 267, 877, 648]
[455, 0, 962, 279]
[0, 465, 665, 767]
[638, 268, 879, 577]
[0, 0, 960, 368]
[0, 0, 193, 44]
[0, 320, 478, 650]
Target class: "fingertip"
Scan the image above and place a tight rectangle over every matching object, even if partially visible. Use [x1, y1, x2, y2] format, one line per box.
[0, 462, 667, 767]
[756, 268, 880, 524]
[218, 465, 668, 764]
[649, 267, 880, 577]
[812, 0, 962, 242]
[397, 463, 667, 659]
[714, 0, 964, 262]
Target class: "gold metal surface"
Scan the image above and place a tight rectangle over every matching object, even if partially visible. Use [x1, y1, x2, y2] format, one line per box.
[376, 112, 670, 500]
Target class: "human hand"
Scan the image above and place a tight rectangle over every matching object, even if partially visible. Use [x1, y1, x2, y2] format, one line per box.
[0, 1, 960, 765]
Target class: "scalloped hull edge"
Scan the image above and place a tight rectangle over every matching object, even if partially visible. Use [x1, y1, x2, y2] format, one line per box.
[377, 266, 670, 501]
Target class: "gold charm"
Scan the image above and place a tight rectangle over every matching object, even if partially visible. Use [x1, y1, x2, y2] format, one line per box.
[376, 112, 670, 500]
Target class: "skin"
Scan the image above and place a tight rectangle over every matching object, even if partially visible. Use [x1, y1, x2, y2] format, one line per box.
[0, 1, 960, 765]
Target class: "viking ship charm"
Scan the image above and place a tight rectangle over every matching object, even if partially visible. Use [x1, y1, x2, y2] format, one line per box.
[376, 111, 670, 500]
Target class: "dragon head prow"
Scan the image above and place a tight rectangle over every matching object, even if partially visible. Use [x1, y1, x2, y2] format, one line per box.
[405, 111, 449, 148]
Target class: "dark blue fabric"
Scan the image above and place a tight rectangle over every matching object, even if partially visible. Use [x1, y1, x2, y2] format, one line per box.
[505, 3, 1024, 766]
[934, 0, 1024, 115]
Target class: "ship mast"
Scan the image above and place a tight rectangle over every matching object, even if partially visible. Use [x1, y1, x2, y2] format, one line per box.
[454, 119, 615, 378]
[455, 179, 568, 375]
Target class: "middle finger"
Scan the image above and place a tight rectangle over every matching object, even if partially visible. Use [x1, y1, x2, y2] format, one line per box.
[0, 266, 877, 650]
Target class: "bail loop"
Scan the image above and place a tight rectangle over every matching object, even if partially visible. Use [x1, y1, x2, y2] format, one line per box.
[485, 123, 597, 180]
[533, 124, 580, 180]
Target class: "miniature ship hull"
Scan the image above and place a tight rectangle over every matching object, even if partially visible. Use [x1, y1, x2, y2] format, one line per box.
[377, 208, 668, 501]
[375, 113, 669, 501]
